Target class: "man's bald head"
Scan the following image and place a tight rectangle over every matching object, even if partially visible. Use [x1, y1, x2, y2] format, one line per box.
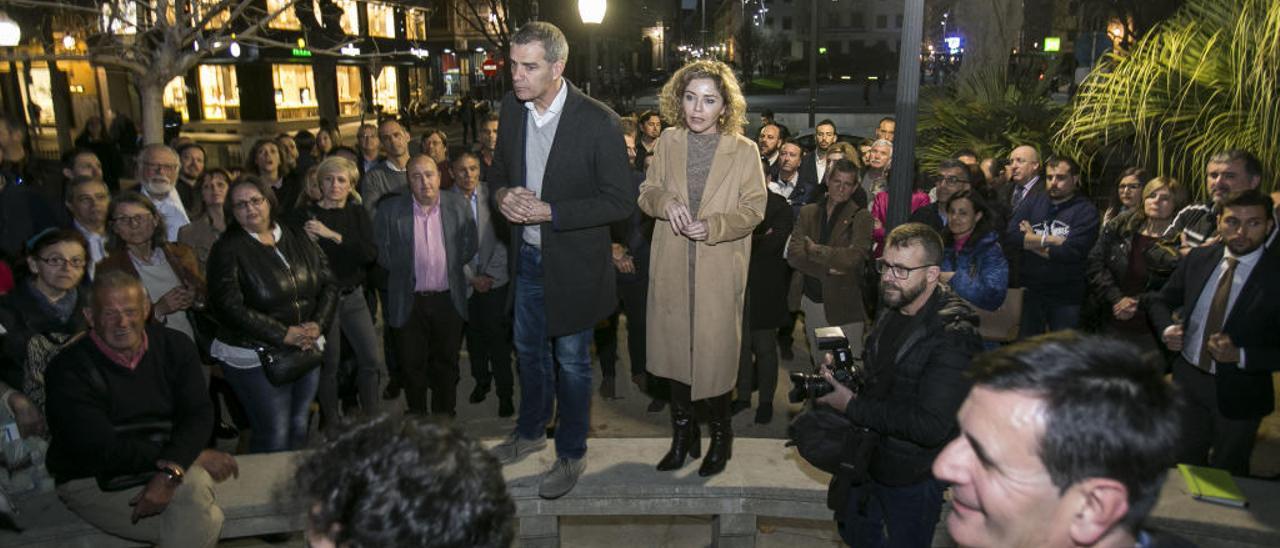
[1008, 145, 1041, 185]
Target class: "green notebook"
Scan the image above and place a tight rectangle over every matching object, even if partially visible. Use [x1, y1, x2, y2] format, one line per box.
[1178, 464, 1248, 508]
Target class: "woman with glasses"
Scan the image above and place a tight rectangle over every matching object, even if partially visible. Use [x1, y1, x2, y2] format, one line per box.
[637, 60, 766, 477]
[178, 168, 232, 272]
[98, 192, 206, 345]
[246, 138, 302, 214]
[939, 190, 1008, 311]
[283, 157, 382, 426]
[1086, 177, 1187, 353]
[1102, 167, 1150, 227]
[207, 177, 336, 453]
[0, 229, 89, 415]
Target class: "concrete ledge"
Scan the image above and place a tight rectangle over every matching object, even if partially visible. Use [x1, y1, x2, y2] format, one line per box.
[1149, 469, 1280, 547]
[1, 453, 305, 547]
[500, 438, 834, 547]
[3, 438, 1278, 547]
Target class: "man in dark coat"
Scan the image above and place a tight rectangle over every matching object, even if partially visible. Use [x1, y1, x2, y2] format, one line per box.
[1148, 190, 1280, 476]
[818, 223, 981, 548]
[486, 22, 634, 500]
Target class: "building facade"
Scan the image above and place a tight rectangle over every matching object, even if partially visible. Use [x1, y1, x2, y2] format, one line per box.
[0, 0, 503, 160]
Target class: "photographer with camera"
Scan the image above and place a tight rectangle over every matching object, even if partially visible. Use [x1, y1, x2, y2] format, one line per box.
[813, 223, 982, 547]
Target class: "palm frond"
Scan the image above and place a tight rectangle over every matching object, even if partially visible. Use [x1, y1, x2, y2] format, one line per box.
[1055, 0, 1280, 197]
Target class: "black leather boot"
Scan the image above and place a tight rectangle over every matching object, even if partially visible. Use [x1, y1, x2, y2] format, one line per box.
[698, 393, 733, 477]
[657, 381, 701, 471]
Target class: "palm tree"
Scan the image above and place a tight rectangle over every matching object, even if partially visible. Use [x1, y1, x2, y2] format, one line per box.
[1055, 0, 1280, 196]
[917, 68, 1062, 172]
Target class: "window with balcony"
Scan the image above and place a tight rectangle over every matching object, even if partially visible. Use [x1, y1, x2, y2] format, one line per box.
[406, 9, 428, 40]
[267, 0, 301, 30]
[100, 1, 139, 35]
[337, 0, 361, 35]
[368, 2, 396, 38]
[194, 0, 230, 29]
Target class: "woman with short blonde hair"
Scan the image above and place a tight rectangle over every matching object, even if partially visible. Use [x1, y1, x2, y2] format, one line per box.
[284, 155, 383, 426]
[638, 59, 766, 477]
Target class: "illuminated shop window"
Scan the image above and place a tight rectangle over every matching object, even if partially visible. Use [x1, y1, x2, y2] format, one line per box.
[273, 64, 319, 120]
[199, 64, 240, 120]
[163, 76, 189, 122]
[372, 66, 398, 115]
[336, 65, 363, 117]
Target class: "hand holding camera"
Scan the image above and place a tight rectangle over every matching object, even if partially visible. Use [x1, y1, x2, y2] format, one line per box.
[788, 327, 863, 410]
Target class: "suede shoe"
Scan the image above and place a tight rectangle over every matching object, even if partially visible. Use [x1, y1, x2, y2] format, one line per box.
[538, 457, 586, 499]
[491, 433, 546, 465]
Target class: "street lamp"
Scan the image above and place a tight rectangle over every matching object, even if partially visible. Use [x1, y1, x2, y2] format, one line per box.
[579, 0, 606, 97]
[579, 0, 606, 25]
[0, 10, 21, 47]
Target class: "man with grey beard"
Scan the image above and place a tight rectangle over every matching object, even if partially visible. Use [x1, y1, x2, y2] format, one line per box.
[135, 145, 189, 241]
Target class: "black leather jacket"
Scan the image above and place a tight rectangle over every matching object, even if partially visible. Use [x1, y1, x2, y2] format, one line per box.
[844, 285, 982, 486]
[1085, 207, 1172, 322]
[206, 223, 337, 348]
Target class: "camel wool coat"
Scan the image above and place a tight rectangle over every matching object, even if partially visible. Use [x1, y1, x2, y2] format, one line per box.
[637, 128, 767, 400]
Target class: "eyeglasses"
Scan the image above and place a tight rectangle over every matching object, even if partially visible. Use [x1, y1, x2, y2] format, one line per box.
[36, 256, 87, 269]
[939, 175, 970, 186]
[876, 259, 936, 280]
[233, 196, 268, 211]
[113, 213, 155, 226]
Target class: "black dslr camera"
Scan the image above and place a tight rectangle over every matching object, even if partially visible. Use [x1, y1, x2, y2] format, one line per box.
[788, 327, 864, 403]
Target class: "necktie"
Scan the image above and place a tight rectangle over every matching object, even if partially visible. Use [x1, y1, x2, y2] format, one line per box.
[1011, 185, 1025, 207]
[1198, 256, 1238, 371]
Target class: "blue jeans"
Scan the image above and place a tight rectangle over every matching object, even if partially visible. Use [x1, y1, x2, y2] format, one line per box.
[221, 364, 319, 453]
[837, 477, 945, 548]
[513, 243, 594, 459]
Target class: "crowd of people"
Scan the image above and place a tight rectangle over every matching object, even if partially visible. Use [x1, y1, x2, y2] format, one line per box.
[0, 18, 1277, 548]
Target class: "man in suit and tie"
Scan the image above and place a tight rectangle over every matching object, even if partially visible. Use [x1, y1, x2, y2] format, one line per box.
[1000, 144, 1045, 286]
[487, 22, 635, 500]
[1002, 145, 1042, 212]
[798, 119, 838, 190]
[1149, 190, 1280, 476]
[373, 155, 477, 418]
[451, 151, 514, 418]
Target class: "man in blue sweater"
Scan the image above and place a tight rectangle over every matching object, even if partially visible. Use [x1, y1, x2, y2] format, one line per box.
[1008, 156, 1099, 336]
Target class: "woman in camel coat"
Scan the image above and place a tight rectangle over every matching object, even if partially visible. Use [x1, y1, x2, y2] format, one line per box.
[637, 59, 766, 477]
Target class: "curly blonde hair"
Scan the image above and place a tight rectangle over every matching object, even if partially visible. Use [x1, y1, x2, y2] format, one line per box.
[658, 60, 747, 136]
